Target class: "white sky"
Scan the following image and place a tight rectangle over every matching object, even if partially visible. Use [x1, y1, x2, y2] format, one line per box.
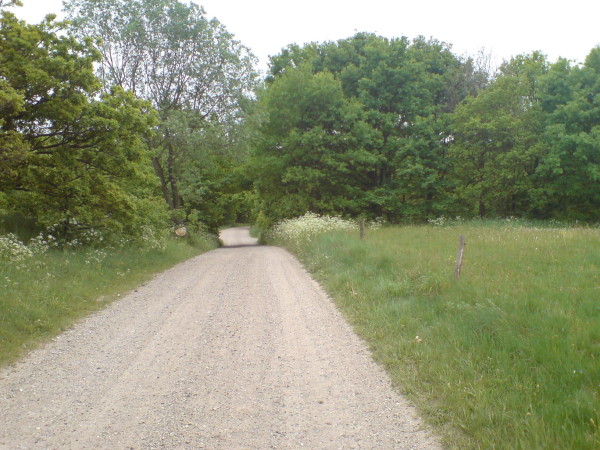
[9, 0, 600, 75]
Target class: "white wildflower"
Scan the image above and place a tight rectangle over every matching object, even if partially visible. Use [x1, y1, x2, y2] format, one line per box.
[0, 233, 33, 261]
[270, 212, 356, 247]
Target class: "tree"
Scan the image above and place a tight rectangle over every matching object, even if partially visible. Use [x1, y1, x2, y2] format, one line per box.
[534, 48, 600, 220]
[263, 37, 599, 223]
[252, 66, 379, 222]
[0, 0, 22, 8]
[64, 0, 257, 219]
[448, 53, 548, 217]
[258, 34, 474, 222]
[443, 48, 494, 112]
[0, 11, 164, 241]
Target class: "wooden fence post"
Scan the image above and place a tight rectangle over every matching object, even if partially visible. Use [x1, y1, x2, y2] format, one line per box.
[454, 234, 466, 279]
[359, 218, 365, 239]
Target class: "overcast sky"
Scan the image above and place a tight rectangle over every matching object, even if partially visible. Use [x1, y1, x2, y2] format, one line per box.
[10, 0, 600, 74]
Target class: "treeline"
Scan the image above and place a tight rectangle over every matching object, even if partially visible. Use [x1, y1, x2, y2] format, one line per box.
[0, 0, 256, 245]
[2, 0, 599, 245]
[251, 34, 600, 224]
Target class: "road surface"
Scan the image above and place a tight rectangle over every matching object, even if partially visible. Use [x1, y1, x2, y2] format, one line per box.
[0, 227, 440, 449]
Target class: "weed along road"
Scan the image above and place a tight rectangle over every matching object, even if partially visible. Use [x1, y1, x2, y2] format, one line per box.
[0, 227, 440, 449]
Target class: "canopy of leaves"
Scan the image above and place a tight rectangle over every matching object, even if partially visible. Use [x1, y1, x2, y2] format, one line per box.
[450, 49, 600, 222]
[533, 49, 600, 220]
[448, 53, 548, 217]
[254, 33, 485, 222]
[0, 11, 166, 242]
[65, 0, 258, 228]
[256, 35, 599, 224]
[252, 66, 378, 222]
[65, 0, 256, 117]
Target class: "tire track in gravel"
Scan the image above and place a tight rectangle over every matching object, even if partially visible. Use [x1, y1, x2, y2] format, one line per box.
[0, 227, 441, 449]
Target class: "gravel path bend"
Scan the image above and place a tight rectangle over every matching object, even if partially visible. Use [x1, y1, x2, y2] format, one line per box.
[0, 227, 441, 449]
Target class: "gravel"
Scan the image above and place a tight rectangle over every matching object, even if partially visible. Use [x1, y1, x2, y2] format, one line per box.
[0, 227, 441, 449]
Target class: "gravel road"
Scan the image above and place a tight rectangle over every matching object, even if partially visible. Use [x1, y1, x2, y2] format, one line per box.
[0, 227, 441, 449]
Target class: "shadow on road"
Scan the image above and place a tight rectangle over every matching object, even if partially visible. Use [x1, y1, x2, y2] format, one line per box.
[218, 243, 260, 249]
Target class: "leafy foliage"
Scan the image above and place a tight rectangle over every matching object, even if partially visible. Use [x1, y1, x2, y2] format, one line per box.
[252, 66, 376, 221]
[533, 49, 600, 220]
[256, 35, 600, 224]
[448, 54, 547, 217]
[450, 48, 600, 222]
[253, 34, 490, 223]
[65, 0, 258, 228]
[0, 10, 166, 242]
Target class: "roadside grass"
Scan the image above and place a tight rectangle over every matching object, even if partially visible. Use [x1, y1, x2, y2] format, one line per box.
[0, 237, 218, 367]
[272, 220, 600, 449]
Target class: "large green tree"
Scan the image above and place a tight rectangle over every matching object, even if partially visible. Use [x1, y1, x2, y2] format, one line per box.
[256, 34, 482, 222]
[0, 10, 163, 241]
[65, 0, 257, 223]
[252, 66, 379, 222]
[448, 49, 600, 221]
[534, 48, 600, 220]
[448, 53, 548, 217]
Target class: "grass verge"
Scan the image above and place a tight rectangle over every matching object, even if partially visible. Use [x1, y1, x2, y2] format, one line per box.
[0, 237, 218, 367]
[272, 221, 599, 449]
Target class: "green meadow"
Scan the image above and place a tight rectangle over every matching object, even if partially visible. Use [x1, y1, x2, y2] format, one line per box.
[273, 220, 600, 449]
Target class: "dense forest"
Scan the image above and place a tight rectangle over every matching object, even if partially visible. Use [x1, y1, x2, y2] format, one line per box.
[1, 0, 599, 246]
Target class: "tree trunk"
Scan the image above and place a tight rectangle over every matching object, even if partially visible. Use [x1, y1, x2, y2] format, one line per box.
[152, 156, 174, 210]
[166, 143, 182, 212]
[478, 195, 486, 217]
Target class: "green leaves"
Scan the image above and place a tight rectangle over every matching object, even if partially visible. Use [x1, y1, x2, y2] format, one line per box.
[532, 48, 600, 220]
[0, 12, 165, 242]
[448, 48, 600, 222]
[449, 69, 545, 217]
[255, 34, 469, 223]
[65, 0, 256, 115]
[252, 64, 380, 221]
[257, 35, 599, 224]
[65, 0, 258, 225]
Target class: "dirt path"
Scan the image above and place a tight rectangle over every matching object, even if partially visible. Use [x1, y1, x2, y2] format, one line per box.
[0, 227, 441, 449]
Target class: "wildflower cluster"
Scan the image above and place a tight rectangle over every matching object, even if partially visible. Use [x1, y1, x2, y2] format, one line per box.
[427, 216, 464, 227]
[369, 217, 385, 230]
[42, 222, 105, 249]
[269, 212, 356, 247]
[0, 233, 35, 261]
[28, 234, 54, 253]
[0, 222, 172, 264]
[0, 233, 51, 262]
[83, 248, 108, 265]
[136, 225, 167, 251]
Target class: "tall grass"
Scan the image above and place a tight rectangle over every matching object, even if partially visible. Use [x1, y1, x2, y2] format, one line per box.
[271, 218, 600, 449]
[0, 237, 218, 367]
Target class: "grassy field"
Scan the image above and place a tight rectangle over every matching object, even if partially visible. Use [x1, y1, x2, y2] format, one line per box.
[0, 237, 218, 367]
[272, 219, 599, 449]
